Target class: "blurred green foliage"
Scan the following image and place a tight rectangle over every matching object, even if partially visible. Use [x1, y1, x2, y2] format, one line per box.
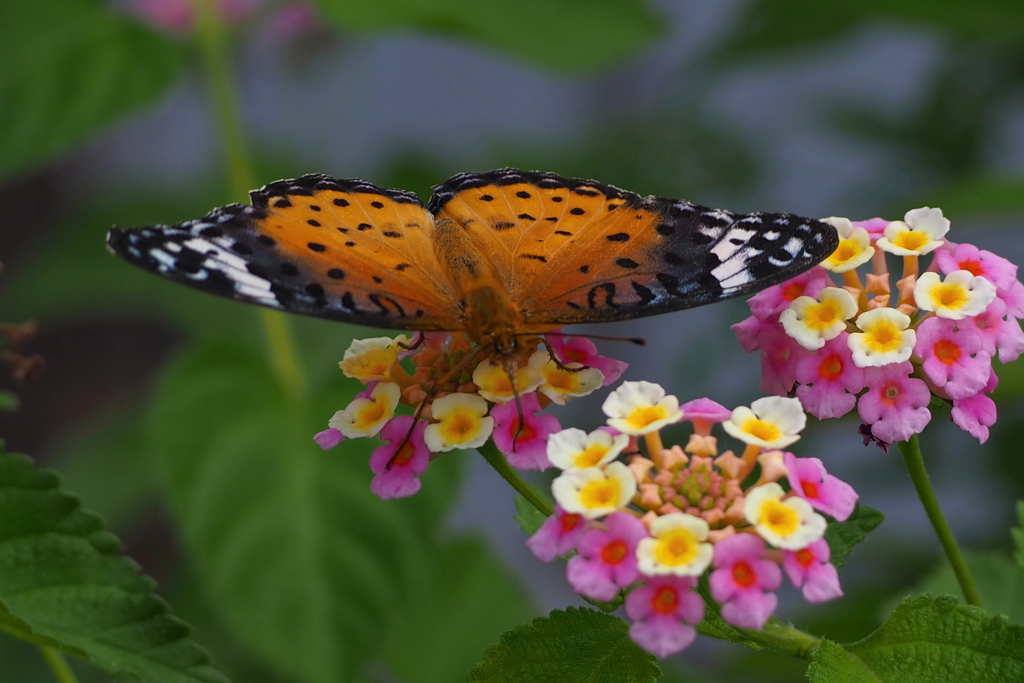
[2, 0, 1024, 680]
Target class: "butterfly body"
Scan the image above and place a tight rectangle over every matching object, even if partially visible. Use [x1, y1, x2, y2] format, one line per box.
[107, 169, 838, 361]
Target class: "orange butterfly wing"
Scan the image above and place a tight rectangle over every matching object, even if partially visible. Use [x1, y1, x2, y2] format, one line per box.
[428, 169, 838, 325]
[108, 175, 459, 331]
[108, 170, 837, 337]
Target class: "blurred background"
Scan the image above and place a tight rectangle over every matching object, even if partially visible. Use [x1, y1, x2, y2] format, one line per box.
[2, 0, 1024, 680]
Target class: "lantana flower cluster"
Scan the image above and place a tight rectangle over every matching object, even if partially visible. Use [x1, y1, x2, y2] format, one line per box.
[733, 208, 1024, 445]
[529, 384, 857, 657]
[314, 331, 626, 499]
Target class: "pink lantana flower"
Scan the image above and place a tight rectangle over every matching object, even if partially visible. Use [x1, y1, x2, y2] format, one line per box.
[952, 371, 999, 444]
[708, 533, 781, 630]
[971, 298, 1024, 364]
[794, 333, 865, 419]
[490, 393, 561, 470]
[526, 505, 587, 563]
[858, 362, 932, 444]
[679, 397, 731, 434]
[368, 416, 430, 500]
[782, 453, 857, 521]
[566, 512, 648, 601]
[852, 217, 888, 240]
[546, 333, 628, 386]
[757, 325, 803, 395]
[746, 268, 829, 321]
[731, 314, 773, 353]
[782, 539, 843, 603]
[935, 243, 1018, 291]
[624, 575, 704, 657]
[313, 428, 344, 451]
[1000, 280, 1024, 318]
[914, 317, 990, 399]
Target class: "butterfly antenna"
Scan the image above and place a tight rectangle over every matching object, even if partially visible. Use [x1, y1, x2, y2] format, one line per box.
[551, 332, 647, 346]
[386, 345, 481, 470]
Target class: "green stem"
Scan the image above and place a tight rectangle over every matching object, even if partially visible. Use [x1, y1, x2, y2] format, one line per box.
[191, 0, 307, 403]
[478, 441, 553, 517]
[192, 0, 252, 199]
[39, 646, 78, 683]
[898, 434, 982, 607]
[754, 622, 822, 659]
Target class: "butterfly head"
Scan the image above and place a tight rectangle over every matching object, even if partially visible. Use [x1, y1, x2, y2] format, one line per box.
[462, 284, 545, 364]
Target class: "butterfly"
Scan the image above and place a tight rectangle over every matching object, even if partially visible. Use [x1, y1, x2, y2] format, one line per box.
[107, 168, 838, 368]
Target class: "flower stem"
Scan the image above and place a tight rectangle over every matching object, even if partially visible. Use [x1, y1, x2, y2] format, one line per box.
[39, 646, 78, 683]
[191, 0, 307, 403]
[192, 0, 252, 199]
[898, 434, 982, 607]
[696, 607, 821, 658]
[478, 441, 553, 517]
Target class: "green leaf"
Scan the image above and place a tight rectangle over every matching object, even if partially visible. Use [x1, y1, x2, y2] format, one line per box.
[825, 504, 884, 569]
[514, 494, 548, 537]
[378, 537, 535, 682]
[806, 640, 880, 683]
[311, 0, 662, 72]
[1015, 501, 1024, 572]
[469, 607, 660, 683]
[811, 594, 1024, 682]
[0, 0, 184, 181]
[0, 445, 229, 683]
[149, 338, 468, 682]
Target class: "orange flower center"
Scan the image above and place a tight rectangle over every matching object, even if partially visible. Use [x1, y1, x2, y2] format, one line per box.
[802, 481, 819, 499]
[732, 561, 756, 587]
[783, 282, 806, 301]
[934, 339, 961, 365]
[560, 512, 582, 533]
[509, 417, 537, 441]
[601, 539, 628, 564]
[652, 586, 679, 614]
[818, 354, 843, 380]
[795, 548, 815, 568]
[958, 259, 982, 277]
[392, 440, 416, 466]
[564, 348, 588, 363]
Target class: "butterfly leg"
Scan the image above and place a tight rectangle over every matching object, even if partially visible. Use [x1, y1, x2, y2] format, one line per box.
[397, 332, 427, 352]
[503, 358, 527, 454]
[387, 345, 482, 469]
[542, 341, 589, 375]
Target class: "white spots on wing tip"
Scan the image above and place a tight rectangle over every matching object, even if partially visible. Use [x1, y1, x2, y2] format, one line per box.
[782, 236, 804, 258]
[711, 227, 755, 262]
[180, 237, 274, 294]
[710, 228, 757, 286]
[150, 249, 177, 269]
[762, 230, 781, 241]
[236, 283, 280, 306]
[699, 226, 723, 240]
[712, 259, 752, 286]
